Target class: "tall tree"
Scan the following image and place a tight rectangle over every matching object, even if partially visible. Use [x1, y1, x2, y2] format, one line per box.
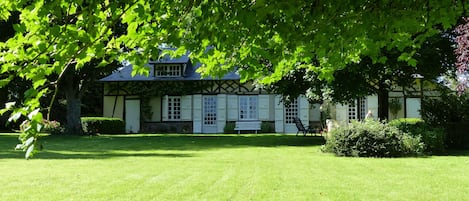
[0, 0, 467, 158]
[57, 60, 119, 135]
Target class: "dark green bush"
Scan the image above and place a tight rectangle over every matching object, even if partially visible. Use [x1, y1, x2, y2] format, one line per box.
[224, 122, 236, 134]
[445, 122, 469, 149]
[421, 91, 469, 149]
[421, 92, 469, 126]
[322, 120, 424, 157]
[389, 118, 445, 153]
[261, 122, 275, 133]
[81, 117, 125, 134]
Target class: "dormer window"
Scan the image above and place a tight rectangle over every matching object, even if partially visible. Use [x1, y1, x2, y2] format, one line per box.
[154, 64, 183, 77]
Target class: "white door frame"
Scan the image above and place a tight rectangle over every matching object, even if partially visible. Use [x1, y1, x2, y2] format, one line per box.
[284, 98, 299, 133]
[125, 99, 140, 133]
[202, 95, 217, 133]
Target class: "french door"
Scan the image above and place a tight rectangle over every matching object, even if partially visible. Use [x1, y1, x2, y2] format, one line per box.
[202, 96, 217, 133]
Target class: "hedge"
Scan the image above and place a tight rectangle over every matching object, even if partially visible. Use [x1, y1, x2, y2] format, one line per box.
[81, 117, 125, 134]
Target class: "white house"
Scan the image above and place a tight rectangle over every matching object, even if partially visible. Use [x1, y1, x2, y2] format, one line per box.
[100, 55, 432, 134]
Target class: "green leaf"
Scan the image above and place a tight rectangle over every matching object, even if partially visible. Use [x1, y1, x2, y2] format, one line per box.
[377, 56, 388, 64]
[0, 75, 13, 87]
[24, 88, 38, 99]
[407, 58, 417, 67]
[12, 23, 26, 33]
[193, 7, 202, 17]
[24, 136, 35, 148]
[50, 25, 60, 36]
[27, 108, 42, 122]
[5, 101, 16, 109]
[25, 144, 34, 159]
[0, 101, 16, 115]
[8, 111, 22, 122]
[32, 79, 47, 89]
[0, 108, 8, 115]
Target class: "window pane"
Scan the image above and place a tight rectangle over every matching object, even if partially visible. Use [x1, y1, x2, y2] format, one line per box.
[285, 99, 298, 124]
[155, 64, 182, 77]
[239, 96, 258, 120]
[167, 96, 181, 120]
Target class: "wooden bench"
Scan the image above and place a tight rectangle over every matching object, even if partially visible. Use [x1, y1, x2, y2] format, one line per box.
[234, 121, 262, 134]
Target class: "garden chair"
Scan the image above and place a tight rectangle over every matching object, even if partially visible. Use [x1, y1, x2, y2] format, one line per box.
[293, 117, 316, 136]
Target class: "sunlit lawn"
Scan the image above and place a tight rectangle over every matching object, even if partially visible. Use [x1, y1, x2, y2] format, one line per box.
[1, 133, 469, 201]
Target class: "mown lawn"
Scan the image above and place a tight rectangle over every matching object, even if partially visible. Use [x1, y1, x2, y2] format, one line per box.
[1, 133, 468, 201]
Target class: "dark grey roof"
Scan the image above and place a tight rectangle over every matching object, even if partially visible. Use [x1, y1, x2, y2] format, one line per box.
[99, 60, 240, 82]
[149, 52, 190, 64]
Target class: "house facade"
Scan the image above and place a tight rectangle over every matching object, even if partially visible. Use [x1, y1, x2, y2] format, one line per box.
[100, 56, 432, 134]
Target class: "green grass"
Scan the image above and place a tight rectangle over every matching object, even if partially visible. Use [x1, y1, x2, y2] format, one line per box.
[1, 133, 469, 201]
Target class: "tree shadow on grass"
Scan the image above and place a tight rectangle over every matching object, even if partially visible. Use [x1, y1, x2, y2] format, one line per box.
[0, 150, 195, 159]
[0, 134, 325, 159]
[434, 149, 469, 157]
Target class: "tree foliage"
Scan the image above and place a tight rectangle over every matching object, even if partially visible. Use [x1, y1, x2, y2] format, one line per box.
[0, 0, 467, 158]
[267, 33, 456, 119]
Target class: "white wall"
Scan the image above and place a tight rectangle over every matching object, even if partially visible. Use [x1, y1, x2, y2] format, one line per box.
[298, 95, 309, 123]
[149, 97, 161, 121]
[309, 103, 321, 122]
[406, 98, 421, 118]
[162, 95, 168, 121]
[181, 95, 192, 121]
[258, 94, 270, 121]
[269, 95, 275, 120]
[217, 94, 227, 133]
[367, 95, 378, 120]
[103, 96, 124, 119]
[227, 94, 238, 121]
[274, 95, 284, 133]
[335, 104, 347, 123]
[192, 94, 202, 133]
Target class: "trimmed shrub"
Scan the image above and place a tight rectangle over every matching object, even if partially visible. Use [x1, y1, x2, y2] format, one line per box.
[389, 118, 423, 125]
[224, 122, 236, 134]
[389, 118, 445, 154]
[261, 122, 275, 133]
[322, 120, 424, 157]
[81, 117, 125, 134]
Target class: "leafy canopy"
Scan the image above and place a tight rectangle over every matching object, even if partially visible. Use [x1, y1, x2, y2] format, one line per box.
[267, 33, 456, 105]
[0, 0, 466, 158]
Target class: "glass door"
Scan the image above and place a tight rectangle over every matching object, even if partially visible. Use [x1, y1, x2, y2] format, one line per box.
[203, 96, 217, 133]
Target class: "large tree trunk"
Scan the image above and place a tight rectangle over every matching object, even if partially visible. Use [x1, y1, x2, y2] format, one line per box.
[377, 84, 389, 120]
[62, 67, 83, 135]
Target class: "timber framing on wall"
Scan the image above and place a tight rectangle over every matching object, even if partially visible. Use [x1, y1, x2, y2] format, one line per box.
[103, 80, 264, 96]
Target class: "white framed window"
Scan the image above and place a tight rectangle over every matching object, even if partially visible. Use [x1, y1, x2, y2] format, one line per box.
[285, 98, 298, 124]
[167, 96, 181, 120]
[239, 96, 258, 120]
[348, 98, 367, 120]
[155, 64, 182, 77]
[203, 96, 217, 125]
